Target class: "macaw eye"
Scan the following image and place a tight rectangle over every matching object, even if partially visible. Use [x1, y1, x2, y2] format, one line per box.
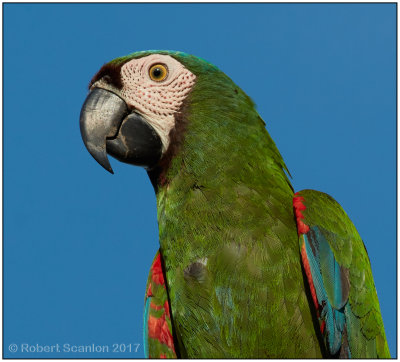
[149, 64, 168, 82]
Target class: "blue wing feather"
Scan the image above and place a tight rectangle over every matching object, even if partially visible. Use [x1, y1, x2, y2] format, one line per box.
[303, 227, 347, 355]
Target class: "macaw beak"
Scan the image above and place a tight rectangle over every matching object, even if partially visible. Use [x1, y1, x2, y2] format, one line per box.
[79, 88, 162, 173]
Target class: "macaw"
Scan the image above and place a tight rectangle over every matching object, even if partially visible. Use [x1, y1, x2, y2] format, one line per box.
[79, 50, 390, 358]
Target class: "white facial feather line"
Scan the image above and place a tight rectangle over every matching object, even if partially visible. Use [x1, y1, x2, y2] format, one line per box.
[120, 54, 196, 153]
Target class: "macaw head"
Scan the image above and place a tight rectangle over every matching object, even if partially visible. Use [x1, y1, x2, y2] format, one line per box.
[80, 50, 288, 189]
[81, 51, 234, 171]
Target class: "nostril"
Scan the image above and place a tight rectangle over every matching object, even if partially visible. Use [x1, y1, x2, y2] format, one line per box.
[103, 75, 112, 83]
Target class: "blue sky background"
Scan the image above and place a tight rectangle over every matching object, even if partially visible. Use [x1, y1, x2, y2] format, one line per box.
[4, 3, 396, 358]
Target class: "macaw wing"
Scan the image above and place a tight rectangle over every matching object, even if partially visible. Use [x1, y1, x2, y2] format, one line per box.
[293, 190, 390, 358]
[144, 251, 177, 358]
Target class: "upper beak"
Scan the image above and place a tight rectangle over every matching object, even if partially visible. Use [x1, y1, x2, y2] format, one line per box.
[80, 87, 163, 173]
[79, 88, 129, 174]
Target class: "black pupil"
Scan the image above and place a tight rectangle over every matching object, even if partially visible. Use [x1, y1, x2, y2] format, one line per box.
[153, 67, 162, 78]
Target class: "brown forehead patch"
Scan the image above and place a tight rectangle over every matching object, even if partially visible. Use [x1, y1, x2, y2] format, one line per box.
[88, 62, 124, 90]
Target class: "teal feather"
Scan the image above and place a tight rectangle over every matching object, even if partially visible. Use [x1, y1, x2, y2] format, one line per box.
[304, 233, 325, 302]
[318, 229, 346, 310]
[143, 297, 151, 358]
[303, 228, 346, 355]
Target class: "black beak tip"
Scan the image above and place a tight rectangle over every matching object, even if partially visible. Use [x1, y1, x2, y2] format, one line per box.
[100, 161, 114, 174]
[87, 148, 114, 174]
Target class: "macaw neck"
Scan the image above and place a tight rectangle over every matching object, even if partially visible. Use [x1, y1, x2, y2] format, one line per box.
[151, 107, 294, 260]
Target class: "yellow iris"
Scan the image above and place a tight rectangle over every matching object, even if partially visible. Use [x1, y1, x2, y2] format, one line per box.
[149, 64, 168, 82]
